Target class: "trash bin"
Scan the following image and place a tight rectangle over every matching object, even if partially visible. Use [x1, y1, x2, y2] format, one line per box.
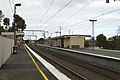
[13, 46, 17, 54]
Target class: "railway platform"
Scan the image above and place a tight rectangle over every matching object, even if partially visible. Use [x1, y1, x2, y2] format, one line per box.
[1, 44, 119, 80]
[74, 47, 120, 58]
[0, 44, 58, 80]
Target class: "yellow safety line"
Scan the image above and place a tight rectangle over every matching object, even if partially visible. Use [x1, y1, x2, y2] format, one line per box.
[24, 46, 49, 80]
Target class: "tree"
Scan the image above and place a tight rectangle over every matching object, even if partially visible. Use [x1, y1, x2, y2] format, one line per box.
[84, 41, 89, 47]
[0, 26, 5, 35]
[0, 10, 5, 34]
[37, 38, 45, 44]
[115, 36, 120, 50]
[0, 10, 4, 26]
[96, 34, 107, 48]
[8, 27, 13, 32]
[3, 18, 10, 31]
[0, 10, 3, 23]
[13, 14, 26, 32]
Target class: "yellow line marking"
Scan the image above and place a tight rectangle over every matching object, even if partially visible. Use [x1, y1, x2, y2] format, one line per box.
[24, 46, 49, 80]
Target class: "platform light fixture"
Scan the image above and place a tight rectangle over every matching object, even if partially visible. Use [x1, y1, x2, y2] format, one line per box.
[89, 19, 97, 51]
[13, 3, 21, 54]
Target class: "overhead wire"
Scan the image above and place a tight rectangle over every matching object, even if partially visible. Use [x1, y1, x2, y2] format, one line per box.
[92, 0, 120, 29]
[97, 17, 120, 25]
[50, 0, 94, 34]
[11, 0, 15, 5]
[96, 28, 117, 34]
[37, 0, 54, 27]
[96, 19, 120, 29]
[9, 0, 13, 13]
[62, 8, 120, 30]
[91, 8, 120, 19]
[59, 0, 94, 25]
[1, 0, 8, 15]
[39, 0, 74, 27]
[0, 0, 13, 27]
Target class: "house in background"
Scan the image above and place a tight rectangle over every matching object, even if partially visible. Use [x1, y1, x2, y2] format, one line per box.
[49, 35, 91, 49]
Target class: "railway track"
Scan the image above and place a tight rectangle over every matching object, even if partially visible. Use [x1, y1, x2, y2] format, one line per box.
[28, 45, 86, 80]
[29, 45, 120, 80]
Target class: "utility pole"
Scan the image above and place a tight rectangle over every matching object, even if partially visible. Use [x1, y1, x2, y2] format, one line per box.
[59, 26, 63, 47]
[89, 19, 97, 51]
[54, 26, 62, 47]
[43, 31, 46, 39]
[117, 26, 120, 36]
[54, 26, 62, 37]
[59, 26, 61, 37]
[72, 31, 73, 35]
[69, 30, 70, 35]
[13, 3, 21, 54]
[46, 31, 49, 38]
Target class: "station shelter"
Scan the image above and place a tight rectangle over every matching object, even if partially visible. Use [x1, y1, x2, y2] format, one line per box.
[50, 35, 91, 49]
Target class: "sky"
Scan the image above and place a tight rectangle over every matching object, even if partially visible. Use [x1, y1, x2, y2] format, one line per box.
[0, 0, 120, 40]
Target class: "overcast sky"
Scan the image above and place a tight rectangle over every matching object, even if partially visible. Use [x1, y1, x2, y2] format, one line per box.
[1, 0, 120, 39]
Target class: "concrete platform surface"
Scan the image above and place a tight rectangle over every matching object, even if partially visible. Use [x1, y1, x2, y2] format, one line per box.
[74, 48, 120, 58]
[0, 44, 57, 80]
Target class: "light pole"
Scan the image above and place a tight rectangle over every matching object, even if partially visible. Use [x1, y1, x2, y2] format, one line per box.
[89, 19, 97, 51]
[13, 3, 21, 54]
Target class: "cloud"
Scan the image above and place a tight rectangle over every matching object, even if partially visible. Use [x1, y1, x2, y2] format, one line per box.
[7, 0, 120, 38]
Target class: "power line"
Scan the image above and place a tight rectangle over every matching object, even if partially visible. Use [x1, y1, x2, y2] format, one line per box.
[63, 19, 88, 29]
[40, 0, 74, 27]
[11, 0, 14, 5]
[91, 8, 120, 19]
[63, 8, 120, 29]
[59, 0, 94, 25]
[1, 0, 11, 16]
[96, 18, 120, 28]
[50, 0, 94, 31]
[9, 0, 13, 13]
[62, 17, 120, 35]
[97, 28, 117, 33]
[37, 0, 54, 27]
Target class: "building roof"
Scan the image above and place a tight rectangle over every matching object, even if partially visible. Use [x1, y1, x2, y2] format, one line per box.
[63, 35, 91, 37]
[51, 34, 91, 40]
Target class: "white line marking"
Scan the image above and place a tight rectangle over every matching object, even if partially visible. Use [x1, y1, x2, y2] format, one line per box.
[25, 44, 71, 80]
[37, 44, 120, 60]
[96, 48, 120, 52]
